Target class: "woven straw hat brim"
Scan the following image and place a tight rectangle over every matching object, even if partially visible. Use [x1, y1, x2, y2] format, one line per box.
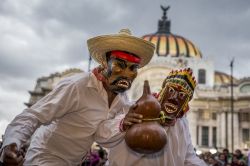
[87, 34, 155, 68]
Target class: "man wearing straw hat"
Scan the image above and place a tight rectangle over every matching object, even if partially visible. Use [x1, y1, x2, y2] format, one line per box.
[0, 29, 155, 166]
[94, 68, 207, 166]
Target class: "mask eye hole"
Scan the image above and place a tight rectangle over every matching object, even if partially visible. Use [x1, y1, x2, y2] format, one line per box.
[117, 61, 126, 69]
[168, 87, 175, 94]
[178, 92, 186, 99]
[129, 64, 139, 72]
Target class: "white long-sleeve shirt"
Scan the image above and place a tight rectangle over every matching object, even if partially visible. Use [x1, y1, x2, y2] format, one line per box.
[95, 113, 207, 166]
[1, 72, 129, 166]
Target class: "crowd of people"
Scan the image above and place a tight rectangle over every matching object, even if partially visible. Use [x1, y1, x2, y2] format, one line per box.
[197, 148, 249, 166]
[79, 144, 250, 166]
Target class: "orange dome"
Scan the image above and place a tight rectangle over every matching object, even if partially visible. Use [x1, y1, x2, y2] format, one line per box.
[142, 6, 202, 58]
[143, 33, 202, 58]
[214, 71, 238, 85]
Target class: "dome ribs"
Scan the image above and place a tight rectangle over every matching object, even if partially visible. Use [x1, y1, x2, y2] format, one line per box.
[173, 35, 179, 57]
[156, 34, 161, 56]
[189, 40, 198, 56]
[166, 35, 169, 56]
[168, 35, 176, 57]
[181, 36, 190, 57]
[142, 34, 202, 58]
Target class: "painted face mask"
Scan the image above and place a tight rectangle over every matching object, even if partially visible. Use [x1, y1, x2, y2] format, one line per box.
[104, 51, 140, 93]
[158, 68, 197, 122]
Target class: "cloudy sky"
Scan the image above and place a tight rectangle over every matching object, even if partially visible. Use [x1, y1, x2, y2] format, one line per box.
[0, 0, 250, 136]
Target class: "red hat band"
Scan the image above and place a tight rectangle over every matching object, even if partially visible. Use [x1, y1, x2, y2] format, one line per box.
[111, 51, 141, 64]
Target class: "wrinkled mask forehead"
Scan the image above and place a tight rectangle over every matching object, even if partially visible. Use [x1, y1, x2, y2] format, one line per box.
[165, 82, 190, 95]
[106, 56, 139, 76]
[162, 78, 194, 100]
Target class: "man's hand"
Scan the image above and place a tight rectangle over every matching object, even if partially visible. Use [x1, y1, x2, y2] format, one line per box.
[3, 143, 25, 166]
[122, 104, 143, 131]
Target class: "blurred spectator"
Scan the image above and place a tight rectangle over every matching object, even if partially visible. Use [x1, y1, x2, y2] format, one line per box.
[82, 151, 100, 166]
[217, 153, 227, 165]
[231, 154, 241, 166]
[97, 146, 108, 165]
[203, 152, 212, 163]
[0, 141, 2, 166]
[0, 135, 3, 149]
[207, 156, 220, 166]
[248, 150, 250, 166]
[197, 148, 249, 166]
[223, 148, 233, 164]
[234, 149, 247, 166]
[81, 144, 108, 166]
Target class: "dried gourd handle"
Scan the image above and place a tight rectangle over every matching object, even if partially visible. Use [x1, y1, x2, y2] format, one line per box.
[143, 80, 151, 96]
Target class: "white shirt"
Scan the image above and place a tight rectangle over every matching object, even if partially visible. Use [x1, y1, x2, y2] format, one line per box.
[1, 72, 129, 166]
[95, 115, 207, 166]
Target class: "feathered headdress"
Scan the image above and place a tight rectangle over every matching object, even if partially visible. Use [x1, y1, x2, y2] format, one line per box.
[160, 68, 196, 100]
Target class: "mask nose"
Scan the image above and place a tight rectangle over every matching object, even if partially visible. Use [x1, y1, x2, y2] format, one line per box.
[169, 91, 178, 99]
[168, 91, 179, 104]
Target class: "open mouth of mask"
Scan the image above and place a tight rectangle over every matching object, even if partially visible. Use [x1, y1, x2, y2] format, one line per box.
[112, 77, 131, 89]
[164, 102, 178, 114]
[116, 79, 131, 89]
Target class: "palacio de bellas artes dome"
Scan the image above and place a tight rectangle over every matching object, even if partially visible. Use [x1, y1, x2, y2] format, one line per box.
[25, 6, 250, 153]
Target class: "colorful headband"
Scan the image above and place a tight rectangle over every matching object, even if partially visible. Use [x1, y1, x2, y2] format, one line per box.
[161, 68, 197, 100]
[111, 51, 141, 64]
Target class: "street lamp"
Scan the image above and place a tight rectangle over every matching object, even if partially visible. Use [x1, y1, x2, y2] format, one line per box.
[88, 55, 92, 72]
[230, 58, 234, 152]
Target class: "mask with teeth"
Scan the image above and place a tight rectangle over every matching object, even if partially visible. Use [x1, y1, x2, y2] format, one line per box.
[159, 82, 190, 119]
[102, 51, 139, 93]
[158, 68, 196, 122]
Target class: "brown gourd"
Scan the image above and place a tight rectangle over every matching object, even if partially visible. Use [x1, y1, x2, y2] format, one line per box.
[125, 80, 167, 154]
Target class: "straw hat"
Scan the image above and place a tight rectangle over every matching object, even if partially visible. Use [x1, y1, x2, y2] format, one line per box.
[87, 29, 155, 68]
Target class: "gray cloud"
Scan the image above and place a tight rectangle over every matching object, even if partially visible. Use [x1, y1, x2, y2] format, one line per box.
[0, 0, 250, 135]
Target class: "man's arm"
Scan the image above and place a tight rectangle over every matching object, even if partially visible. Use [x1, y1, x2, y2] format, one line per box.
[94, 113, 126, 148]
[94, 104, 142, 148]
[0, 78, 80, 163]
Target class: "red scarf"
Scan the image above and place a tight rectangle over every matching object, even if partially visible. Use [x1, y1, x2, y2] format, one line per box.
[92, 66, 106, 82]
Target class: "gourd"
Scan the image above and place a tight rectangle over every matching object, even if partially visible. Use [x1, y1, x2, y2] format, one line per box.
[125, 80, 167, 154]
